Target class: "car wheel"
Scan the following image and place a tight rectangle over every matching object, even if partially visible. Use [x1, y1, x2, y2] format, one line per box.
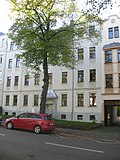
[34, 125, 41, 134]
[6, 121, 13, 129]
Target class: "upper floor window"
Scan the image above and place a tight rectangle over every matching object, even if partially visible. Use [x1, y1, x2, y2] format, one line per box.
[6, 95, 10, 106]
[34, 74, 40, 85]
[108, 27, 113, 39]
[118, 50, 120, 62]
[0, 55, 3, 63]
[23, 95, 28, 106]
[90, 69, 96, 82]
[13, 95, 18, 106]
[77, 94, 84, 106]
[10, 42, 14, 50]
[8, 59, 12, 68]
[62, 72, 67, 84]
[7, 76, 11, 87]
[48, 73, 53, 84]
[14, 76, 19, 86]
[114, 26, 119, 38]
[78, 70, 84, 83]
[78, 48, 84, 60]
[89, 93, 96, 106]
[34, 95, 39, 106]
[24, 75, 29, 86]
[61, 94, 67, 106]
[0, 71, 2, 81]
[89, 47, 96, 59]
[16, 58, 20, 68]
[89, 25, 95, 35]
[108, 26, 119, 39]
[119, 73, 120, 88]
[105, 74, 113, 88]
[105, 50, 112, 62]
[1, 38, 5, 47]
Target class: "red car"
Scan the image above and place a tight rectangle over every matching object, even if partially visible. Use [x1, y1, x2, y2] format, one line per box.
[4, 112, 55, 134]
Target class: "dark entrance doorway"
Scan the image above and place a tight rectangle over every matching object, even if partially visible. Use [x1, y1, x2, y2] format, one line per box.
[104, 100, 120, 126]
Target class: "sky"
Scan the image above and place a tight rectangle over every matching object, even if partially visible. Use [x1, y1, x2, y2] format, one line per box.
[0, 0, 120, 34]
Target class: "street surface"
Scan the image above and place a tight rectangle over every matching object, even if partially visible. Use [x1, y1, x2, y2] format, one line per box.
[0, 127, 120, 160]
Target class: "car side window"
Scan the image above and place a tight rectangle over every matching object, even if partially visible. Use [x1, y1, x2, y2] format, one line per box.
[28, 114, 42, 120]
[18, 113, 28, 118]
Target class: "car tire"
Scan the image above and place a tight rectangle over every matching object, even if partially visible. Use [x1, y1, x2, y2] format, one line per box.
[34, 125, 41, 134]
[6, 121, 13, 129]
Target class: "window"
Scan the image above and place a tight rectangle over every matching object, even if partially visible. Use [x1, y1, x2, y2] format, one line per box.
[114, 26, 119, 38]
[0, 72, 2, 81]
[108, 27, 113, 39]
[78, 94, 84, 106]
[89, 47, 96, 59]
[10, 42, 14, 50]
[90, 69, 96, 82]
[62, 72, 67, 83]
[119, 73, 120, 87]
[61, 94, 67, 106]
[89, 93, 96, 106]
[90, 115, 96, 121]
[78, 48, 84, 60]
[61, 114, 66, 120]
[16, 58, 20, 68]
[34, 74, 40, 85]
[23, 95, 28, 106]
[118, 50, 120, 62]
[14, 76, 19, 86]
[24, 75, 29, 86]
[13, 95, 18, 106]
[108, 27, 119, 39]
[49, 73, 53, 84]
[77, 115, 83, 120]
[6, 95, 10, 106]
[34, 95, 39, 106]
[12, 112, 16, 116]
[78, 70, 84, 83]
[7, 76, 11, 87]
[89, 25, 95, 35]
[8, 59, 12, 68]
[0, 55, 3, 63]
[106, 74, 113, 88]
[1, 38, 5, 47]
[105, 50, 112, 62]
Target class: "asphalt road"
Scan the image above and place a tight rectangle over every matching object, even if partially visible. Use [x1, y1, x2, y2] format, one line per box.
[0, 127, 120, 160]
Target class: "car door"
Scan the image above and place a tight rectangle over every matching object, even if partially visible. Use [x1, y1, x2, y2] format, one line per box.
[13, 113, 28, 129]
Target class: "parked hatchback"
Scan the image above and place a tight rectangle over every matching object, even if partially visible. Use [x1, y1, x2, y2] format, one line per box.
[4, 112, 55, 134]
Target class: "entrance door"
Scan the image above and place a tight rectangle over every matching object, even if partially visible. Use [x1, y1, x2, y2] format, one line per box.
[46, 104, 53, 116]
[104, 100, 120, 126]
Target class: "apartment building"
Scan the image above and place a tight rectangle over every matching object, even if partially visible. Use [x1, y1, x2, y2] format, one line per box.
[1, 30, 102, 124]
[0, 32, 7, 114]
[1, 15, 120, 125]
[102, 15, 120, 126]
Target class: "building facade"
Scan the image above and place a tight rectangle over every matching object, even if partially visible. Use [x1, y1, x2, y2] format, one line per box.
[0, 33, 7, 114]
[102, 15, 120, 126]
[0, 15, 120, 126]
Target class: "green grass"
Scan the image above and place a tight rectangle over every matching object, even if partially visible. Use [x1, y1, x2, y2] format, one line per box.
[54, 119, 100, 129]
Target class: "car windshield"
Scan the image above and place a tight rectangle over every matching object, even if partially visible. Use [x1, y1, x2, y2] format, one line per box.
[44, 115, 53, 120]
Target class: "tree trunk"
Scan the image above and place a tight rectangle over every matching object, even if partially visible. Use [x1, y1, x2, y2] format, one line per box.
[40, 56, 49, 113]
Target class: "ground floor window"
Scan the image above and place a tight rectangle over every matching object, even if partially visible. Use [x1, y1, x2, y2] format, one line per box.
[61, 114, 66, 120]
[77, 115, 83, 120]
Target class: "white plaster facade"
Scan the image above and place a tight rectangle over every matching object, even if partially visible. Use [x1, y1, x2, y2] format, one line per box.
[5, 15, 120, 124]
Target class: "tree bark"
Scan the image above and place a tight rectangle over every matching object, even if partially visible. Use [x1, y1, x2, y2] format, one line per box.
[40, 56, 49, 113]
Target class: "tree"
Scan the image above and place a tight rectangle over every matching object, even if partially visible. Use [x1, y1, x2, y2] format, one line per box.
[8, 0, 102, 113]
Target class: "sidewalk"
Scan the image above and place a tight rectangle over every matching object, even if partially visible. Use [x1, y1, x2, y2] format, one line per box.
[55, 127, 120, 144]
